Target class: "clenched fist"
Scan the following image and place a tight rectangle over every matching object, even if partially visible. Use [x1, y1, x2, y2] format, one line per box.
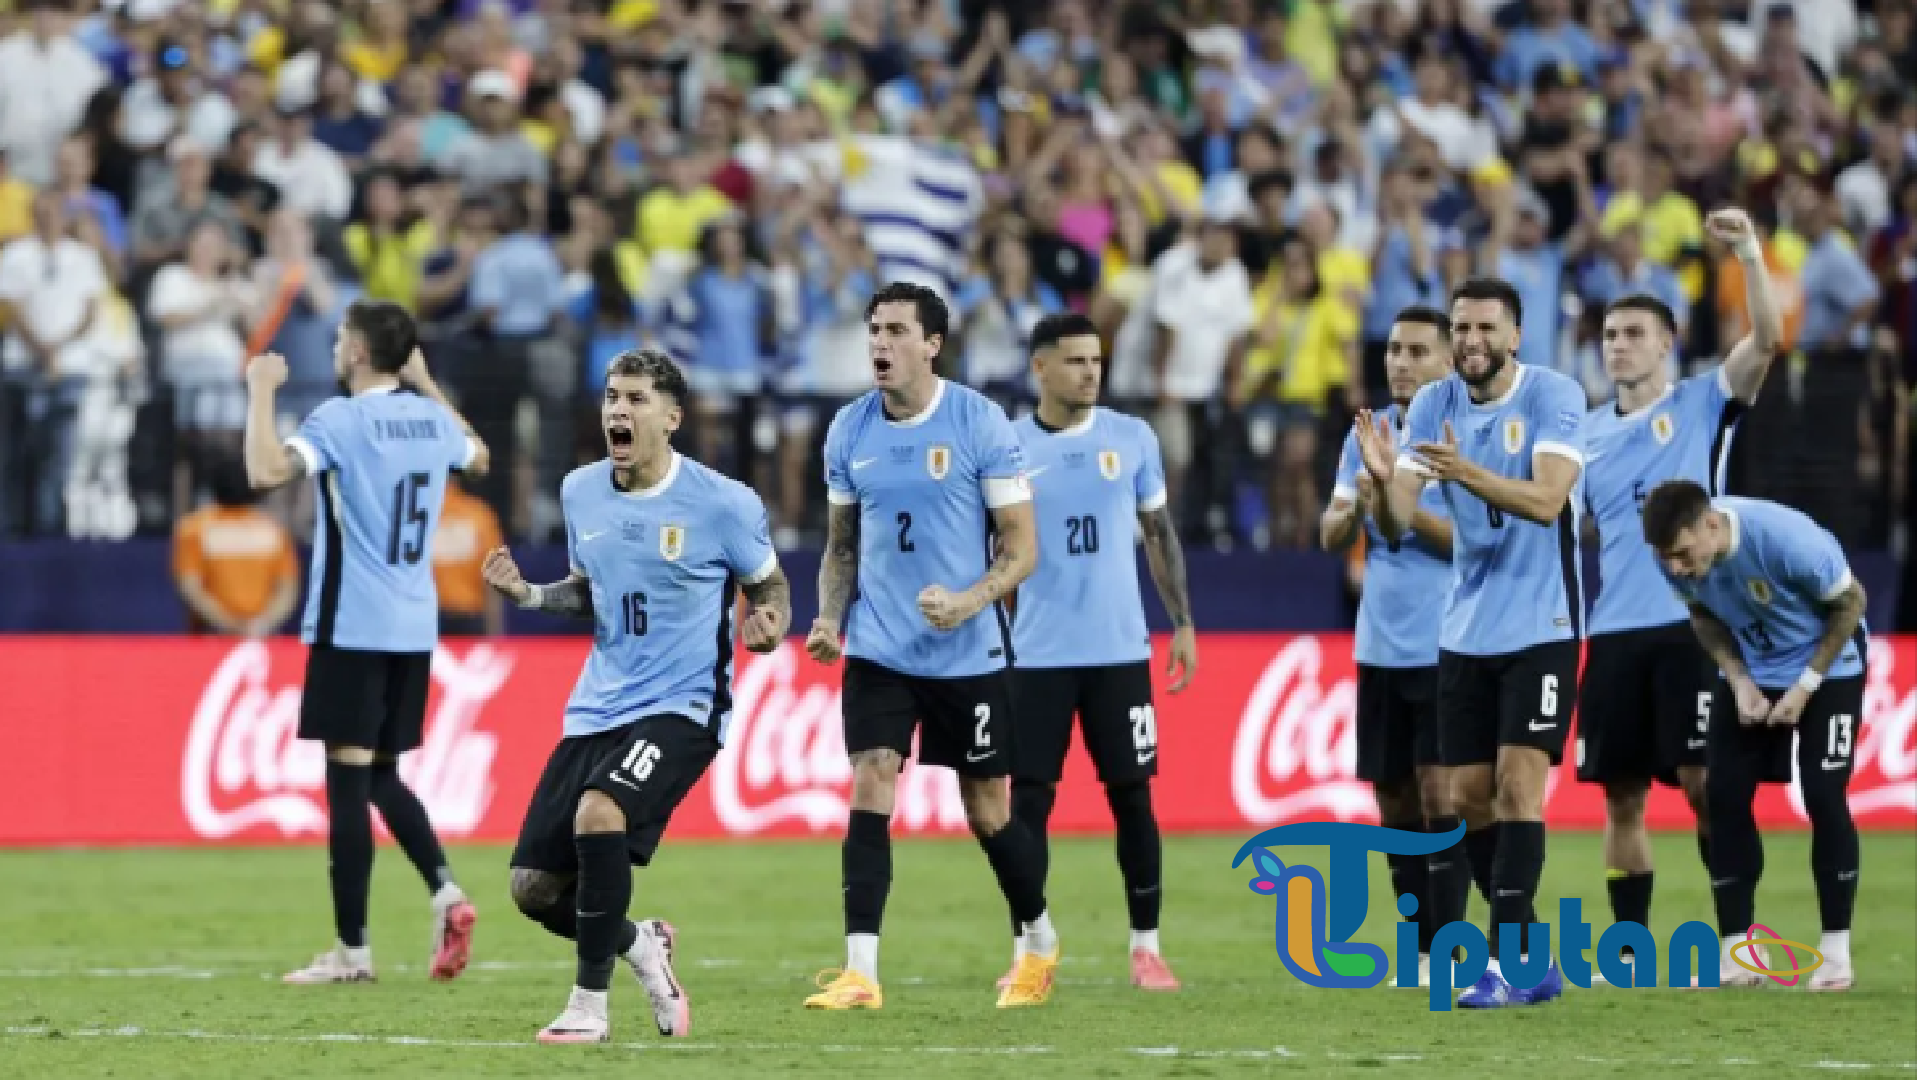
[804, 617, 842, 663]
[482, 545, 531, 605]
[246, 352, 289, 392]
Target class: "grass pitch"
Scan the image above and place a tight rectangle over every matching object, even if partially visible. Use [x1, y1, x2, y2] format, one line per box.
[0, 832, 1912, 1077]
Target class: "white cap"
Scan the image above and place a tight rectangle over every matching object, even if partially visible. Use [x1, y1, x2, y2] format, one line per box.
[467, 69, 519, 102]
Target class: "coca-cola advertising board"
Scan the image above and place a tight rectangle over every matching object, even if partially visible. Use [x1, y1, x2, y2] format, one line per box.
[0, 634, 1911, 845]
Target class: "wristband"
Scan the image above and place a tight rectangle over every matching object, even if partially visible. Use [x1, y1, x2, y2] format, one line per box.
[1732, 235, 1764, 264]
[518, 583, 544, 610]
[1796, 667, 1823, 694]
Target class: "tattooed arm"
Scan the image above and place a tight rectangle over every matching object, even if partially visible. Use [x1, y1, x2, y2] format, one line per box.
[1140, 504, 1199, 692]
[923, 499, 1036, 630]
[1138, 505, 1193, 630]
[739, 564, 793, 653]
[806, 502, 860, 661]
[481, 547, 594, 621]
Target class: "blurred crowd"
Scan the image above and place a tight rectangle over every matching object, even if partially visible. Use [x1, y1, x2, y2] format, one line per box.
[0, 0, 1910, 571]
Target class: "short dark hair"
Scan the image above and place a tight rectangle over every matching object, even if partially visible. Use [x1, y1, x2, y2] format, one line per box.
[1640, 479, 1713, 550]
[343, 299, 418, 374]
[1029, 311, 1101, 356]
[1450, 277, 1524, 327]
[1603, 293, 1678, 336]
[1392, 304, 1450, 340]
[210, 454, 259, 508]
[865, 281, 950, 341]
[605, 348, 689, 409]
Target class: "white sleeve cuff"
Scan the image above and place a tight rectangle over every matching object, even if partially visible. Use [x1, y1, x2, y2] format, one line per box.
[1715, 364, 1735, 401]
[285, 436, 320, 475]
[1395, 452, 1435, 480]
[1821, 569, 1855, 602]
[1330, 482, 1357, 502]
[459, 436, 480, 471]
[826, 486, 857, 506]
[1534, 441, 1585, 466]
[742, 552, 778, 586]
[1138, 485, 1168, 513]
[982, 475, 1032, 509]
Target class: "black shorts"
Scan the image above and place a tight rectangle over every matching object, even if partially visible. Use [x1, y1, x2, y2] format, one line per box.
[1010, 663, 1157, 784]
[1708, 675, 1865, 785]
[842, 657, 1013, 778]
[1437, 640, 1581, 767]
[297, 646, 432, 753]
[1576, 624, 1713, 787]
[510, 714, 719, 871]
[1355, 664, 1440, 783]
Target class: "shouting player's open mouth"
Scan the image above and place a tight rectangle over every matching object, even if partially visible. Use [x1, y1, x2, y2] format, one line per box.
[871, 357, 894, 381]
[606, 419, 635, 463]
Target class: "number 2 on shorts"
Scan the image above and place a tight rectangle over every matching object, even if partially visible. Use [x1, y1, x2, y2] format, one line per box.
[973, 703, 991, 747]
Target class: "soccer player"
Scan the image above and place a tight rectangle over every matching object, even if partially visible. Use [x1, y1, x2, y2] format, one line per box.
[242, 300, 489, 985]
[483, 349, 791, 1041]
[1641, 482, 1865, 992]
[1321, 305, 1458, 989]
[1354, 278, 1587, 1008]
[1577, 208, 1785, 955]
[803, 282, 1058, 1011]
[1001, 311, 1198, 993]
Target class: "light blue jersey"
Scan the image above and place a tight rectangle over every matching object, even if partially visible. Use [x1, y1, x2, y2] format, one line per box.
[1010, 408, 1165, 668]
[287, 386, 477, 653]
[1335, 406, 1451, 669]
[1584, 368, 1744, 635]
[1663, 496, 1867, 687]
[825, 379, 1027, 678]
[1398, 364, 1588, 656]
[559, 454, 777, 741]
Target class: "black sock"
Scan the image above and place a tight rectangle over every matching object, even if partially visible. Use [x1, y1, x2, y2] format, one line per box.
[1426, 819, 1472, 949]
[977, 818, 1047, 925]
[843, 810, 892, 936]
[370, 762, 452, 895]
[1383, 819, 1432, 953]
[519, 879, 639, 954]
[1106, 781, 1162, 933]
[325, 760, 375, 949]
[1487, 821, 1546, 950]
[1707, 770, 1763, 937]
[1464, 825, 1496, 903]
[1805, 795, 1860, 935]
[1009, 781, 1056, 937]
[1607, 870, 1655, 940]
[573, 832, 632, 992]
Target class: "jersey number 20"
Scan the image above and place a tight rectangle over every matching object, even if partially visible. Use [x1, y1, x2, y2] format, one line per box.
[386, 472, 431, 565]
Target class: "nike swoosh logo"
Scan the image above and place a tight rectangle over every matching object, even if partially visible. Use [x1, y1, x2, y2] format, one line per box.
[851, 458, 877, 470]
[1528, 720, 1555, 731]
[581, 531, 607, 543]
[607, 774, 639, 789]
[1135, 750, 1155, 764]
[1820, 760, 1847, 771]
[966, 749, 994, 762]
[1687, 739, 1706, 750]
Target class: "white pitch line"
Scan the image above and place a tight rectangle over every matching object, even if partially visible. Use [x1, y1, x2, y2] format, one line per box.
[3, 1027, 1912, 1070]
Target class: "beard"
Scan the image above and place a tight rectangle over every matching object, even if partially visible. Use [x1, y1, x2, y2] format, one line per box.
[1458, 347, 1512, 388]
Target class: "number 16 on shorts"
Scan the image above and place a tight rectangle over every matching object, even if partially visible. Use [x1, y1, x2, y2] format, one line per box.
[609, 739, 660, 789]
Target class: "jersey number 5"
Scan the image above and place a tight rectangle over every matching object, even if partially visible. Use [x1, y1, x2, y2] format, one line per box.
[386, 472, 431, 565]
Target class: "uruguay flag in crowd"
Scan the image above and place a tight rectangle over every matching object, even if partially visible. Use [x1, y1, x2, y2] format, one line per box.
[838, 135, 983, 301]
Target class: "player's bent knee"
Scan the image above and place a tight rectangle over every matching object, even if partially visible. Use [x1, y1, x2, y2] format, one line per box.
[510, 867, 574, 916]
[327, 745, 377, 765]
[1449, 764, 1495, 816]
[1418, 767, 1453, 818]
[574, 789, 628, 835]
[958, 777, 1011, 834]
[848, 749, 903, 814]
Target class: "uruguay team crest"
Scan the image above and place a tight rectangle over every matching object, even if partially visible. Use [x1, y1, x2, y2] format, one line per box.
[1652, 412, 1675, 445]
[928, 444, 951, 480]
[1747, 579, 1773, 605]
[1502, 419, 1526, 455]
[1098, 449, 1121, 480]
[660, 525, 685, 561]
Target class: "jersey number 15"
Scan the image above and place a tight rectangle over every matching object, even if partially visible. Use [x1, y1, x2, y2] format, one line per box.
[386, 473, 431, 566]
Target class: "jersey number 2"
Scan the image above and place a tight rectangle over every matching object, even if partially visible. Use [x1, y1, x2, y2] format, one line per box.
[897, 511, 915, 552]
[386, 472, 430, 565]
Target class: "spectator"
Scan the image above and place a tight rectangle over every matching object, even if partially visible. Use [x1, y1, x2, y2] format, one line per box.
[169, 456, 300, 637]
[433, 472, 506, 637]
[1791, 173, 1882, 354]
[1360, 161, 1446, 404]
[952, 229, 1063, 409]
[1580, 213, 1688, 345]
[1494, 185, 1579, 370]
[309, 59, 384, 166]
[149, 218, 256, 506]
[1494, 0, 1602, 91]
[251, 208, 339, 425]
[51, 134, 127, 267]
[1836, 119, 1909, 238]
[251, 104, 352, 225]
[0, 190, 110, 536]
[665, 215, 773, 478]
[119, 37, 237, 158]
[131, 139, 243, 284]
[0, 0, 108, 188]
[210, 123, 281, 253]
[344, 170, 436, 310]
[1151, 211, 1252, 543]
[0, 149, 32, 245]
[441, 69, 547, 194]
[1233, 232, 1355, 549]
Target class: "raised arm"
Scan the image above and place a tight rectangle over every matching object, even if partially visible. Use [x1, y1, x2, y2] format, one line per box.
[1711, 208, 1786, 404]
[484, 545, 595, 622]
[244, 353, 304, 490]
